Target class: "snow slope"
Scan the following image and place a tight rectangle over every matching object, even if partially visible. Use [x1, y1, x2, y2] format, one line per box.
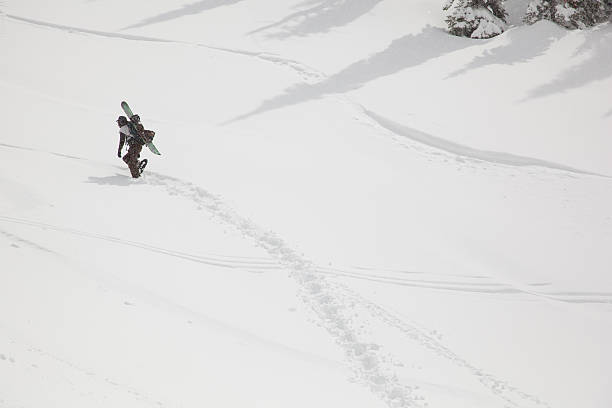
[1, 1, 611, 408]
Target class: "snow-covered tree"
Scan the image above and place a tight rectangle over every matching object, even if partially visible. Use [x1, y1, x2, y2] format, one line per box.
[523, 0, 610, 28]
[443, 0, 508, 39]
[523, 0, 554, 24]
[605, 0, 612, 20]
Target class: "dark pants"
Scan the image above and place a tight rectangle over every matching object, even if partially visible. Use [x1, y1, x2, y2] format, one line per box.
[122, 143, 143, 178]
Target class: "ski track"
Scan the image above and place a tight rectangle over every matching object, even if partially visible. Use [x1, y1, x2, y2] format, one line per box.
[0, 228, 56, 254]
[0, 215, 280, 273]
[2, 208, 609, 306]
[317, 266, 612, 305]
[6, 14, 174, 43]
[5, 14, 323, 85]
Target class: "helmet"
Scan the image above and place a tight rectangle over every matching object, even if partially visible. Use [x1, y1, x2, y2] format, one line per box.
[130, 114, 141, 123]
[117, 116, 128, 126]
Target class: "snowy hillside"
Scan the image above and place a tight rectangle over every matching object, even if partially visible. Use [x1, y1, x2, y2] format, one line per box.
[1, 1, 611, 408]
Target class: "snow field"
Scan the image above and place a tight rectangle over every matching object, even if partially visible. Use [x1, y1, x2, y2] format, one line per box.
[1, 1, 612, 408]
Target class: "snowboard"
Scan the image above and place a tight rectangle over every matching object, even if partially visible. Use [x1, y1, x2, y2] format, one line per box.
[121, 101, 161, 155]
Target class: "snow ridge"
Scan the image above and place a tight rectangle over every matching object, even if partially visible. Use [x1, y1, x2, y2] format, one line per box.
[361, 109, 607, 177]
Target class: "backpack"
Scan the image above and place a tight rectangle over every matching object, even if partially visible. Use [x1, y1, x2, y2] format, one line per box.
[126, 122, 146, 145]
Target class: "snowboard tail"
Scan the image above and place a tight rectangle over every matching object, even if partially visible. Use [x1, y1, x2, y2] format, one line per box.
[145, 141, 161, 155]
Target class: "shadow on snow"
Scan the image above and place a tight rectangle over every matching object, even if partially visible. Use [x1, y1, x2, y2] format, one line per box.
[227, 26, 475, 123]
[364, 110, 607, 177]
[523, 24, 612, 101]
[249, 0, 384, 38]
[445, 22, 567, 79]
[123, 0, 246, 30]
[86, 174, 142, 186]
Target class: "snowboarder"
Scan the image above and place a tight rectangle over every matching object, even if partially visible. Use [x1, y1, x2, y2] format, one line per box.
[116, 115, 155, 178]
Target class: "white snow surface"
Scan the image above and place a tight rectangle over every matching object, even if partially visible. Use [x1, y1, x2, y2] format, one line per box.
[1, 1, 612, 408]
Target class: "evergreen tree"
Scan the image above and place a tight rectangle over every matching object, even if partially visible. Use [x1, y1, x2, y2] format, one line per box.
[443, 0, 508, 39]
[524, 0, 554, 25]
[523, 0, 610, 28]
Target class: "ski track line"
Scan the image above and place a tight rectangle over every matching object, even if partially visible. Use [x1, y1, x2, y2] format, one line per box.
[5, 14, 322, 83]
[141, 171, 551, 408]
[316, 266, 612, 305]
[0, 228, 56, 255]
[3, 212, 605, 306]
[317, 267, 524, 295]
[0, 215, 281, 273]
[6, 14, 175, 43]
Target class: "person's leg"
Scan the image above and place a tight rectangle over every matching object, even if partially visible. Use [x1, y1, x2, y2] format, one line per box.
[125, 144, 143, 178]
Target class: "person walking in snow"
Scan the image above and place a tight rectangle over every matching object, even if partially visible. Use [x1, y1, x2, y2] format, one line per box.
[116, 115, 154, 178]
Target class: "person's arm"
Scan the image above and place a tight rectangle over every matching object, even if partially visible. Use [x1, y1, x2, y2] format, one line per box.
[118, 133, 125, 157]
